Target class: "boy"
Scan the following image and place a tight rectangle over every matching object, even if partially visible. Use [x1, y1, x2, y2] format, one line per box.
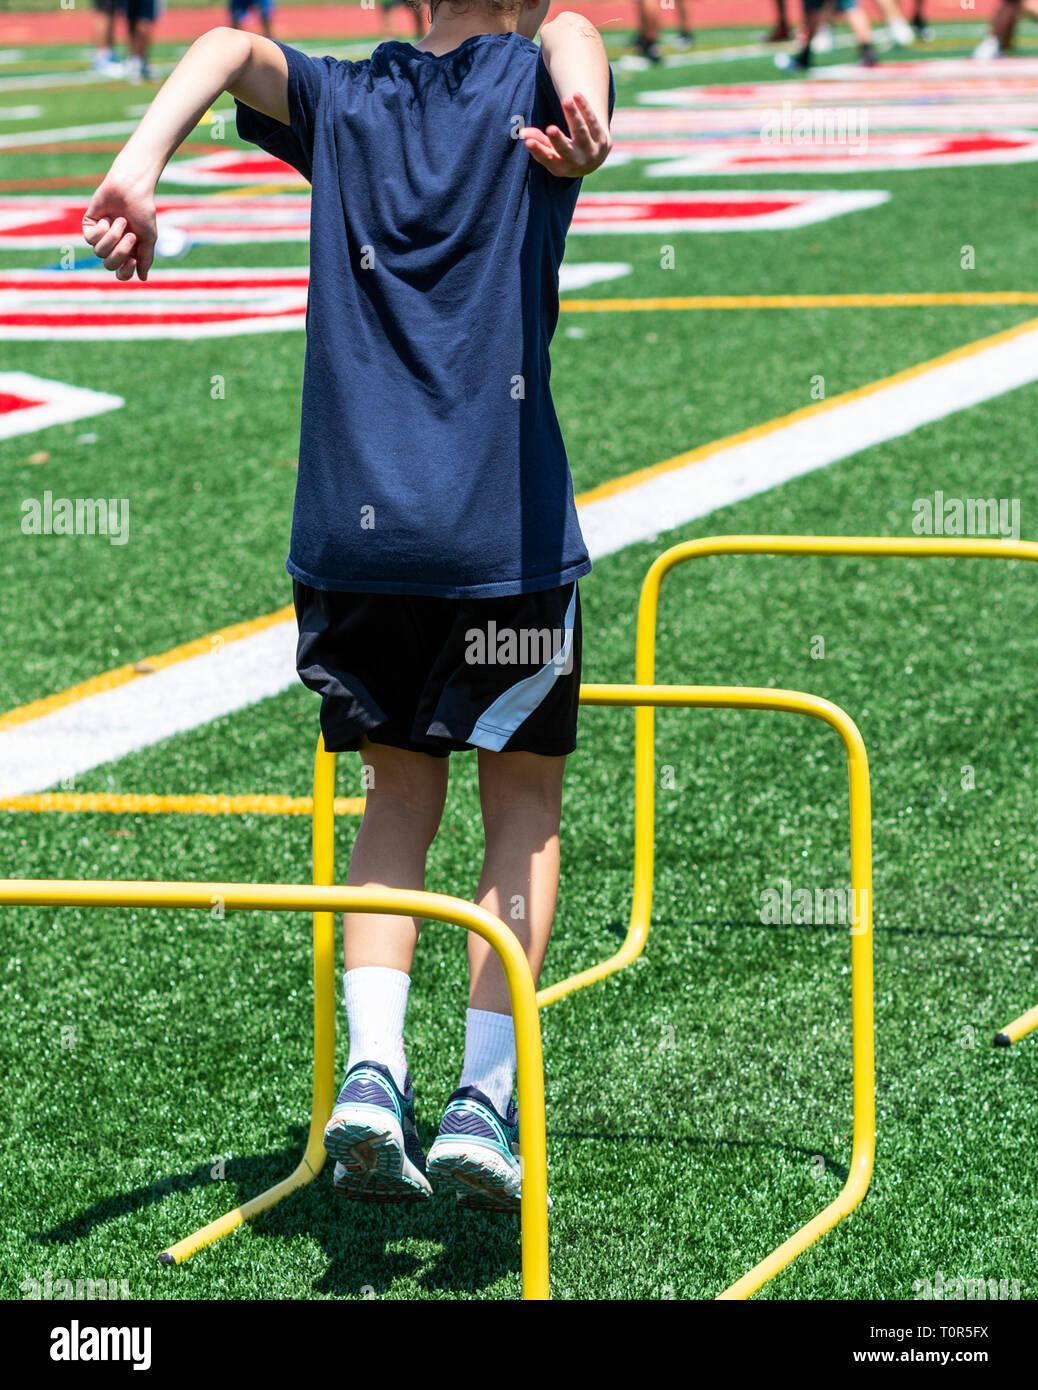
[83, 1, 612, 1212]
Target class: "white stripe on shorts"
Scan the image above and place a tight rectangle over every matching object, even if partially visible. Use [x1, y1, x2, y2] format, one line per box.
[465, 584, 577, 752]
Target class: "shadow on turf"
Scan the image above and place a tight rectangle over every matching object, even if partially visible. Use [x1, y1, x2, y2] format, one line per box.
[547, 1127, 849, 1183]
[648, 917, 1034, 940]
[32, 1123, 522, 1298]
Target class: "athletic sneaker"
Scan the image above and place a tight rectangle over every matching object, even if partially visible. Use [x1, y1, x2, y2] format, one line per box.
[635, 35, 664, 64]
[764, 21, 792, 42]
[889, 16, 915, 46]
[91, 50, 123, 77]
[323, 1061, 432, 1203]
[813, 23, 834, 52]
[428, 1084, 550, 1213]
[774, 49, 810, 72]
[124, 54, 154, 84]
[671, 30, 694, 50]
[973, 34, 1001, 60]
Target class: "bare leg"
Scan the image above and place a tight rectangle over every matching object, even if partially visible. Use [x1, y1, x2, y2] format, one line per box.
[800, 6, 824, 51]
[975, 1, 1020, 54]
[846, 2, 873, 46]
[342, 738, 449, 972]
[93, 9, 116, 53]
[871, 0, 909, 26]
[638, 0, 662, 47]
[468, 749, 566, 1014]
[996, 0, 1024, 45]
[129, 18, 152, 61]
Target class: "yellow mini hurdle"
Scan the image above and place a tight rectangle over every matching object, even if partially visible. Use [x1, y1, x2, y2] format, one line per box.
[0, 741, 549, 1298]
[309, 680, 876, 1300]
[627, 535, 1038, 1047]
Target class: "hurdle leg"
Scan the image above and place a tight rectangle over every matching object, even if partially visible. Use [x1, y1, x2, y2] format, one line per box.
[718, 711, 874, 1297]
[158, 740, 338, 1264]
[994, 1001, 1038, 1046]
[547, 685, 875, 1301]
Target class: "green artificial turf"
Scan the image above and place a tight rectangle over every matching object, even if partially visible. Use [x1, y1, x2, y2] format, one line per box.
[1, 26, 1036, 1300]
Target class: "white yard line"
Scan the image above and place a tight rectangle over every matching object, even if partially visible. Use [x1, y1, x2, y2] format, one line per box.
[0, 118, 137, 149]
[3, 319, 1037, 794]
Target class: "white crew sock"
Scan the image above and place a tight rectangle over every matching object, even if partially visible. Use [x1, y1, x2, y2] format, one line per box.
[459, 1008, 517, 1117]
[343, 967, 410, 1093]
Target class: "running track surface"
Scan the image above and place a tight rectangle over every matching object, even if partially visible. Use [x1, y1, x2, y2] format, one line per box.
[0, 2, 979, 48]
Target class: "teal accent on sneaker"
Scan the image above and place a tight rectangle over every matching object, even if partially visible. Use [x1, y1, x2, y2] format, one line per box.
[323, 1060, 431, 1204]
[427, 1085, 550, 1214]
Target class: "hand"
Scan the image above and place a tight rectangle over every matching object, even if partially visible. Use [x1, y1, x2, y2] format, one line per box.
[519, 91, 611, 179]
[83, 172, 158, 282]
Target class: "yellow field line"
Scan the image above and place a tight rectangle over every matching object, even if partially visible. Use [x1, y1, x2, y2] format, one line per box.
[575, 314, 1038, 506]
[3, 315, 1034, 739]
[560, 292, 1038, 312]
[0, 605, 294, 734]
[215, 183, 304, 196]
[0, 791, 365, 816]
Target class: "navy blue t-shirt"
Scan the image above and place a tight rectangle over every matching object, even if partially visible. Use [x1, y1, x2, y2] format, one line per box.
[236, 33, 610, 597]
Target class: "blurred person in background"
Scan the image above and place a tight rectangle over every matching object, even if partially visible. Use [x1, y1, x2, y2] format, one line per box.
[230, 0, 276, 41]
[775, 0, 877, 69]
[670, 0, 694, 48]
[634, 0, 663, 62]
[124, 0, 157, 83]
[92, 0, 156, 80]
[765, 0, 793, 40]
[871, 0, 916, 45]
[908, 1, 934, 39]
[974, 0, 1038, 57]
[634, 0, 692, 63]
[92, 0, 124, 75]
[769, 0, 921, 47]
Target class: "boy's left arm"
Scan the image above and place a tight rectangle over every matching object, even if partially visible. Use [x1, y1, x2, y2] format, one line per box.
[84, 27, 290, 282]
[520, 12, 613, 180]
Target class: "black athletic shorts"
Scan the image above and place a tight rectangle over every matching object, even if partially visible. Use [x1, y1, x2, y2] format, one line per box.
[293, 580, 582, 758]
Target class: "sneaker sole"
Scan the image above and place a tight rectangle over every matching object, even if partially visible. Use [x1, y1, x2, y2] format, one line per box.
[427, 1137, 552, 1214]
[324, 1105, 431, 1204]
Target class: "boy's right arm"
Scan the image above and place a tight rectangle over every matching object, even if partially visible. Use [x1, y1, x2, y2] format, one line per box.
[84, 28, 290, 282]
